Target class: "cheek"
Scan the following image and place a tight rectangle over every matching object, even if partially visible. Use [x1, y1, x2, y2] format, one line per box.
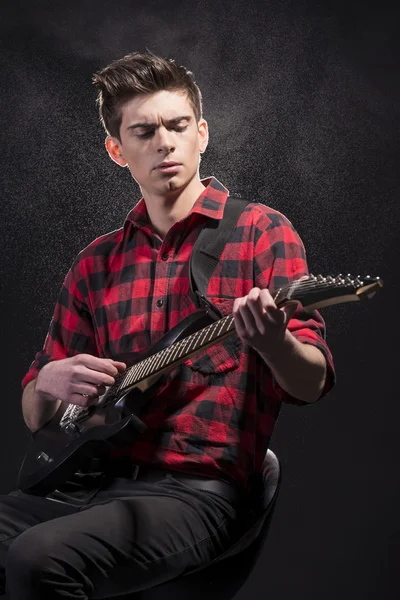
[186, 136, 200, 156]
[127, 152, 147, 172]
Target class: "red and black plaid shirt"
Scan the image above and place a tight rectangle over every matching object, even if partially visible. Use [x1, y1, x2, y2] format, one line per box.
[22, 177, 335, 491]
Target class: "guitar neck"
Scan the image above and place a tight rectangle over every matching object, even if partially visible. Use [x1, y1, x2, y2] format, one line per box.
[119, 314, 235, 394]
[104, 273, 383, 400]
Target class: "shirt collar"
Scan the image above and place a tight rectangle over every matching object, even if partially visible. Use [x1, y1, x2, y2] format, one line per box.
[126, 176, 230, 228]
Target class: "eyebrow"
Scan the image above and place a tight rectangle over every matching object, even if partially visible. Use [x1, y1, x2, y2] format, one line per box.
[126, 116, 192, 131]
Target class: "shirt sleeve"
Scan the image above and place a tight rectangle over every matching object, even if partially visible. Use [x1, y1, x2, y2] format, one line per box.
[253, 208, 336, 405]
[21, 259, 99, 389]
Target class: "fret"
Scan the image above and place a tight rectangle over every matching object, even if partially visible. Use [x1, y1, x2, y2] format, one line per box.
[156, 346, 173, 371]
[169, 340, 184, 363]
[151, 347, 166, 371]
[136, 356, 150, 380]
[184, 329, 201, 354]
[175, 337, 189, 360]
[141, 355, 156, 380]
[122, 367, 135, 389]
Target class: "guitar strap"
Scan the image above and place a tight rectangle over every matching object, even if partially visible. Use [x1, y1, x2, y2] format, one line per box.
[188, 196, 252, 313]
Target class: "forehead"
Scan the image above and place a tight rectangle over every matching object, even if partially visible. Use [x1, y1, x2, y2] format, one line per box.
[120, 90, 195, 124]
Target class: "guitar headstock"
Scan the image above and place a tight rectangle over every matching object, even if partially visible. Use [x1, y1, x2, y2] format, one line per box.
[275, 274, 383, 311]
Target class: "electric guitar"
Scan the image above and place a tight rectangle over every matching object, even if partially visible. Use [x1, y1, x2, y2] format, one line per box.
[17, 274, 383, 496]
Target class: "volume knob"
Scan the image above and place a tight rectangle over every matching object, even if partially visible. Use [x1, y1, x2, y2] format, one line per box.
[63, 422, 81, 435]
[36, 451, 53, 465]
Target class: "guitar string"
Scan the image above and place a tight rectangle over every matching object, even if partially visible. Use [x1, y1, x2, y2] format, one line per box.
[110, 277, 359, 395]
[94, 276, 368, 409]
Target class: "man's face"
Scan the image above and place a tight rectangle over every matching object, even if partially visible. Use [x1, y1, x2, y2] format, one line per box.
[107, 90, 208, 197]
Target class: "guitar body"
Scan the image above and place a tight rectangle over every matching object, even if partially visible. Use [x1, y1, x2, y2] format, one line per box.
[17, 309, 217, 496]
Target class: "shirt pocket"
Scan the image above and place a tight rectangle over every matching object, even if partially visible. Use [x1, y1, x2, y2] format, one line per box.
[184, 297, 242, 374]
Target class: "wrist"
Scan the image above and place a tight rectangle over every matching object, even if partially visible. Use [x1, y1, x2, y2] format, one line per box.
[35, 366, 57, 402]
[258, 329, 296, 367]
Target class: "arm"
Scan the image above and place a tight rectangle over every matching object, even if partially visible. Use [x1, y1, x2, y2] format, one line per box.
[22, 379, 62, 433]
[233, 286, 327, 403]
[22, 355, 126, 433]
[264, 336, 326, 403]
[21, 260, 126, 433]
[233, 208, 335, 404]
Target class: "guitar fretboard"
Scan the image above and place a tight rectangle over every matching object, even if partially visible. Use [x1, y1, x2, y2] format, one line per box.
[115, 313, 235, 397]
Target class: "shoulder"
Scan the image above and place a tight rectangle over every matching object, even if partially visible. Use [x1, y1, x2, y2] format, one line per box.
[232, 199, 299, 235]
[78, 226, 125, 258]
[69, 225, 126, 278]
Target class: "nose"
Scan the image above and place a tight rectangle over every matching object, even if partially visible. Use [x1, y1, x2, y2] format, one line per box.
[156, 126, 175, 154]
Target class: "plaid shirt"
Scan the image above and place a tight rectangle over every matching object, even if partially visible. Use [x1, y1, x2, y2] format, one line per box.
[22, 177, 335, 491]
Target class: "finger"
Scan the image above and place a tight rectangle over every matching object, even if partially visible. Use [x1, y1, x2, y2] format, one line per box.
[73, 366, 116, 387]
[68, 393, 98, 407]
[248, 289, 277, 330]
[96, 384, 107, 397]
[233, 298, 250, 338]
[73, 383, 104, 397]
[259, 289, 297, 326]
[112, 361, 127, 372]
[237, 297, 259, 335]
[263, 304, 286, 326]
[82, 384, 107, 398]
[281, 300, 299, 324]
[77, 355, 125, 376]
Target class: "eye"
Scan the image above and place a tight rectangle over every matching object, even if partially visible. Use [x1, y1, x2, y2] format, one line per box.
[136, 130, 154, 139]
[173, 125, 188, 132]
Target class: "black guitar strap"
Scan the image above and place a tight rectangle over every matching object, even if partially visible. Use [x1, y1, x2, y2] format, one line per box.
[189, 196, 252, 312]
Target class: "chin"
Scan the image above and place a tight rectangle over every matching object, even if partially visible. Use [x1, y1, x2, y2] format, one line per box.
[164, 174, 188, 193]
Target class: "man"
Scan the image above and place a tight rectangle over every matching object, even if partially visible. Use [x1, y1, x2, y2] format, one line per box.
[0, 52, 335, 599]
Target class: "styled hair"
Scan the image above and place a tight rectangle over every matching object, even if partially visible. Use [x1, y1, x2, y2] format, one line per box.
[92, 51, 203, 141]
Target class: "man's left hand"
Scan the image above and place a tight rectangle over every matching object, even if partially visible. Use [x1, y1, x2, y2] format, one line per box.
[232, 287, 298, 358]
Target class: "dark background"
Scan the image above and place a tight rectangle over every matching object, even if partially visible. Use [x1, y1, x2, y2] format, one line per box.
[1, 1, 399, 598]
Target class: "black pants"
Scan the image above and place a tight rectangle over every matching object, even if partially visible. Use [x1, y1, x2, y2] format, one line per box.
[0, 469, 238, 599]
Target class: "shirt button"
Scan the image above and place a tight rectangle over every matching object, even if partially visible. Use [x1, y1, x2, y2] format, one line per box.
[156, 299, 163, 307]
[161, 253, 169, 261]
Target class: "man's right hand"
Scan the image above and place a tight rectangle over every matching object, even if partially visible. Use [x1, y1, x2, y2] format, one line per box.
[35, 354, 127, 407]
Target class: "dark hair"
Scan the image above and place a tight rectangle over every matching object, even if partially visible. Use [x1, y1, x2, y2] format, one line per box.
[92, 51, 203, 141]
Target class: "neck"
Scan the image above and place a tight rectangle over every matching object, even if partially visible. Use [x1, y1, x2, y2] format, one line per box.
[142, 175, 206, 239]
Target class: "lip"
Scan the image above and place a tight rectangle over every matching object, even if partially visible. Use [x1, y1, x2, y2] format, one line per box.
[155, 161, 182, 173]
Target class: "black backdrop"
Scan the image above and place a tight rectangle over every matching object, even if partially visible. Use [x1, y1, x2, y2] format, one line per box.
[1, 1, 399, 598]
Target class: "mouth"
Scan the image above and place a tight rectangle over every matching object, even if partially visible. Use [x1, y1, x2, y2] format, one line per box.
[155, 161, 182, 174]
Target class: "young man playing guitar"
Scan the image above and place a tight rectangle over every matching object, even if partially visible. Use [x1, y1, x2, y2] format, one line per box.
[0, 52, 335, 599]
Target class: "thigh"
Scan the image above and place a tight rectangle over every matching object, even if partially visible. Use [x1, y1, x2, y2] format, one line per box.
[0, 488, 79, 592]
[0, 491, 77, 546]
[7, 475, 237, 599]
[0, 469, 110, 555]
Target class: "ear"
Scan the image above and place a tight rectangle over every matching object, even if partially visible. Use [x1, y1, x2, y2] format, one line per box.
[198, 119, 209, 154]
[105, 136, 128, 167]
